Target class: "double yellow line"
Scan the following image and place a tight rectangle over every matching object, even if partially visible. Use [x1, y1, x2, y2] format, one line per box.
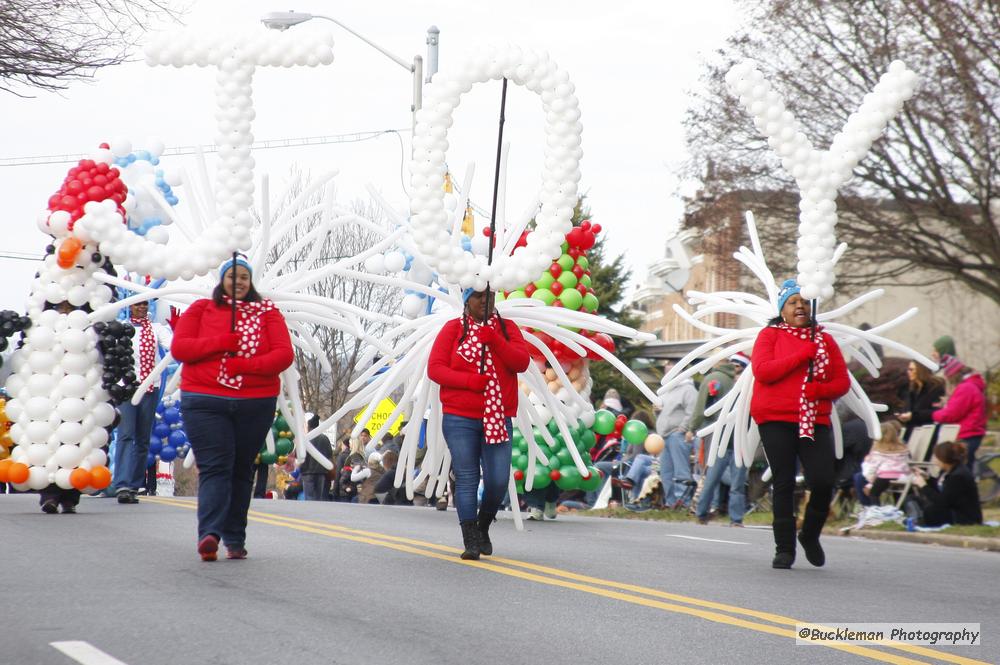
[146, 497, 986, 665]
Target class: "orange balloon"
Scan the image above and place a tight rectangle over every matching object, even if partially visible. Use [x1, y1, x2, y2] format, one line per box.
[69, 468, 92, 490]
[57, 237, 83, 269]
[89, 465, 112, 490]
[0, 459, 12, 482]
[7, 462, 29, 484]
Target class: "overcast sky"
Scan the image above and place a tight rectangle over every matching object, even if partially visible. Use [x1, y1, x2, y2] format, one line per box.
[0, 0, 740, 311]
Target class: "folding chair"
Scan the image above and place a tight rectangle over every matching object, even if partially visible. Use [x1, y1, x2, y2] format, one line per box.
[888, 424, 936, 509]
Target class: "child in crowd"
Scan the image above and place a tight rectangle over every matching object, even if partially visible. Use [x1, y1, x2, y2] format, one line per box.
[854, 420, 910, 506]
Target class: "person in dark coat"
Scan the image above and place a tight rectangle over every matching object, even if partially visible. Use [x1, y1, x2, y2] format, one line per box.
[896, 361, 945, 442]
[299, 413, 333, 501]
[912, 440, 982, 526]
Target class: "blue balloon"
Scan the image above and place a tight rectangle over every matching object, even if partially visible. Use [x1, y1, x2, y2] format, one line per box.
[153, 422, 170, 438]
[146, 454, 156, 467]
[168, 430, 187, 446]
[155, 402, 166, 414]
[149, 439, 163, 455]
[163, 407, 181, 425]
[159, 446, 178, 462]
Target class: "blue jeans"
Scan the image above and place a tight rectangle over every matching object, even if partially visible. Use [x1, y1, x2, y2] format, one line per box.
[524, 483, 560, 509]
[584, 460, 615, 506]
[659, 431, 692, 506]
[181, 393, 277, 547]
[696, 448, 747, 523]
[301, 474, 328, 501]
[441, 414, 512, 522]
[626, 454, 654, 500]
[112, 391, 159, 492]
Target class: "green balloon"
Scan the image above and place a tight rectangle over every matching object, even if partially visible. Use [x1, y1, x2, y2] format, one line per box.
[556, 447, 573, 466]
[576, 255, 590, 270]
[260, 451, 278, 465]
[532, 288, 556, 305]
[508, 289, 527, 300]
[579, 274, 592, 288]
[557, 271, 579, 289]
[275, 438, 293, 456]
[557, 254, 575, 271]
[561, 240, 569, 253]
[547, 419, 561, 436]
[578, 429, 597, 450]
[558, 288, 583, 311]
[511, 453, 528, 471]
[534, 272, 555, 290]
[495, 291, 506, 302]
[582, 292, 599, 313]
[529, 464, 552, 488]
[555, 466, 581, 490]
[579, 466, 602, 491]
[515, 481, 525, 494]
[622, 420, 649, 445]
[593, 409, 616, 435]
[273, 417, 288, 432]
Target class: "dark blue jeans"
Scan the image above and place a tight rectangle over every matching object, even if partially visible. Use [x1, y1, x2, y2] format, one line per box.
[181, 393, 277, 547]
[112, 391, 159, 492]
[301, 473, 328, 501]
[442, 414, 512, 522]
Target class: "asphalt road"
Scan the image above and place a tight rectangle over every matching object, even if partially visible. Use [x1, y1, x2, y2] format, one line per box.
[2, 494, 996, 665]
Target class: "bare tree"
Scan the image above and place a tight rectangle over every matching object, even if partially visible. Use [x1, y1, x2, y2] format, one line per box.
[261, 175, 397, 420]
[682, 0, 1000, 303]
[0, 0, 180, 96]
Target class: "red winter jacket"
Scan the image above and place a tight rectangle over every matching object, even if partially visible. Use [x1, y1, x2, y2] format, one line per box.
[427, 317, 531, 419]
[932, 373, 987, 440]
[750, 326, 850, 427]
[171, 299, 294, 399]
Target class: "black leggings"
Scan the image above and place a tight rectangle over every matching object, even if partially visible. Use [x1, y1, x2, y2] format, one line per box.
[760, 422, 835, 520]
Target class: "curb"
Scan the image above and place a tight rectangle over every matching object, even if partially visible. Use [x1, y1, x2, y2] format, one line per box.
[838, 529, 1000, 552]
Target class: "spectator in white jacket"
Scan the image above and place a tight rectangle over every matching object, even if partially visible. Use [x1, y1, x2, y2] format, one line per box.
[655, 363, 699, 508]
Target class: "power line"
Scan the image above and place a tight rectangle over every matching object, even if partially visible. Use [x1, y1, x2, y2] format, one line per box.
[0, 129, 411, 167]
[0, 251, 43, 262]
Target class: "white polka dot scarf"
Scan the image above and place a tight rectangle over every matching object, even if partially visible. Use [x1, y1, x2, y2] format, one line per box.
[217, 297, 277, 390]
[456, 314, 507, 444]
[131, 317, 157, 393]
[777, 322, 829, 440]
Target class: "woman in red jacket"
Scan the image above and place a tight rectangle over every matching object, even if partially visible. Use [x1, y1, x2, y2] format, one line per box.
[171, 256, 294, 562]
[428, 288, 530, 560]
[751, 279, 849, 569]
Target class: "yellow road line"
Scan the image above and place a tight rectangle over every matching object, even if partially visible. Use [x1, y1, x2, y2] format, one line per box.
[146, 497, 987, 665]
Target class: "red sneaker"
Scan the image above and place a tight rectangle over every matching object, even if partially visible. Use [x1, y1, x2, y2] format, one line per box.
[197, 534, 219, 562]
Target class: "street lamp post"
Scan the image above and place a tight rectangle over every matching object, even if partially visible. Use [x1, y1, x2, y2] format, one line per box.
[261, 10, 430, 138]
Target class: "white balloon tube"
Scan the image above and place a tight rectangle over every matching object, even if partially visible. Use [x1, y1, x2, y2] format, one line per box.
[829, 405, 844, 461]
[130, 352, 175, 404]
[183, 447, 196, 468]
[508, 469, 524, 532]
[451, 162, 476, 239]
[252, 174, 271, 276]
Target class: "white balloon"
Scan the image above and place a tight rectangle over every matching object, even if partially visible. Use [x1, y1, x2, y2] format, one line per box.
[54, 468, 75, 490]
[27, 466, 51, 490]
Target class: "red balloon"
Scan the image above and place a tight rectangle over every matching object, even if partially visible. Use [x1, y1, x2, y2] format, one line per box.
[86, 186, 105, 201]
[99, 142, 110, 149]
[580, 220, 592, 231]
[566, 227, 584, 248]
[549, 469, 561, 481]
[524, 283, 537, 297]
[567, 247, 582, 259]
[591, 223, 602, 234]
[513, 469, 524, 481]
[95, 162, 110, 174]
[572, 265, 585, 279]
[593, 333, 616, 355]
[93, 174, 108, 186]
[60, 195, 78, 209]
[483, 227, 492, 237]
[552, 300, 564, 307]
[580, 231, 596, 250]
[550, 282, 564, 296]
[66, 180, 83, 194]
[79, 159, 95, 170]
[549, 263, 562, 278]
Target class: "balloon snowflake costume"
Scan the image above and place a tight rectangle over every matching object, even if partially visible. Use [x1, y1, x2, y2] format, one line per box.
[660, 60, 937, 473]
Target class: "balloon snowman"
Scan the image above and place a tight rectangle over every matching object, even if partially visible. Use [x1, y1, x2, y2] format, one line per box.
[660, 60, 936, 472]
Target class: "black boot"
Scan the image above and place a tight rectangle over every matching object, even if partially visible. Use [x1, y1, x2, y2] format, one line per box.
[771, 517, 796, 569]
[459, 520, 481, 560]
[477, 510, 497, 556]
[798, 507, 828, 567]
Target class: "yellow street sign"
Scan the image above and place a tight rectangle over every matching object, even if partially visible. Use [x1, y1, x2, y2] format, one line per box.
[353, 398, 404, 437]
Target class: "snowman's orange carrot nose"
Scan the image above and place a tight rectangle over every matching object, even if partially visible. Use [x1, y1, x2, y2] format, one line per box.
[57, 237, 83, 269]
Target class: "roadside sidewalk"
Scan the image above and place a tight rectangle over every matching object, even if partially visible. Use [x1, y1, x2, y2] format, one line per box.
[836, 528, 1000, 553]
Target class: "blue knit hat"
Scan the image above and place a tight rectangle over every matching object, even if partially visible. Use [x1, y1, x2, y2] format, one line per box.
[462, 288, 475, 304]
[219, 256, 252, 281]
[776, 278, 800, 313]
